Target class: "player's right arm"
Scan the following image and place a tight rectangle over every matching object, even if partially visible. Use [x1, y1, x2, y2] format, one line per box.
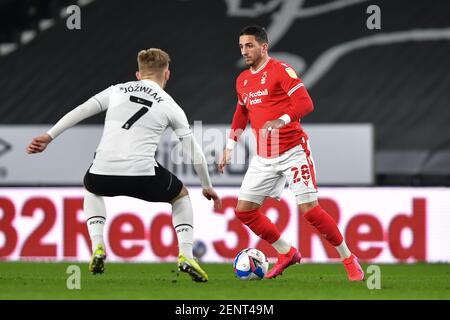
[26, 87, 111, 154]
[217, 98, 248, 174]
[261, 63, 313, 137]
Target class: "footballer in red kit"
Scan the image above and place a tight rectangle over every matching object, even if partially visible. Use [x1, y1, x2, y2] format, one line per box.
[218, 25, 364, 281]
[234, 57, 311, 158]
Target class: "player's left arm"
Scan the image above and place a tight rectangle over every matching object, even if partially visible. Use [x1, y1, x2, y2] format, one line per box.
[167, 101, 222, 209]
[26, 87, 112, 154]
[169, 108, 211, 189]
[261, 64, 314, 138]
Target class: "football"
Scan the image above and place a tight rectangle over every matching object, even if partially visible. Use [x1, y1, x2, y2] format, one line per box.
[233, 248, 269, 280]
[192, 239, 207, 260]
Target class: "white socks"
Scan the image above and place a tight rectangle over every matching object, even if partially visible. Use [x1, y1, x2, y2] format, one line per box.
[84, 191, 197, 259]
[272, 237, 351, 259]
[272, 237, 292, 254]
[172, 195, 194, 259]
[84, 190, 106, 252]
[335, 241, 352, 260]
[273, 239, 351, 259]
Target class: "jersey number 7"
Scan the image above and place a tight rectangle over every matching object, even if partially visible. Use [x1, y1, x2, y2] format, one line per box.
[122, 95, 153, 130]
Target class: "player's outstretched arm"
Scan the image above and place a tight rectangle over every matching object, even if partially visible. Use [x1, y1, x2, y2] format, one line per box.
[26, 88, 110, 155]
[26, 133, 53, 154]
[179, 134, 222, 210]
[202, 187, 222, 211]
[168, 101, 222, 209]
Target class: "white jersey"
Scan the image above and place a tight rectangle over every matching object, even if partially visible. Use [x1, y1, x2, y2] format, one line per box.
[47, 78, 211, 187]
[89, 79, 191, 176]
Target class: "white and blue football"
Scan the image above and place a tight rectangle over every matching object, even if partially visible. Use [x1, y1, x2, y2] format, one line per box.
[233, 248, 269, 280]
[193, 239, 207, 260]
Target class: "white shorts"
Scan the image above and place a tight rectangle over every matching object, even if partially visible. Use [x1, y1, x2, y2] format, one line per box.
[238, 141, 318, 205]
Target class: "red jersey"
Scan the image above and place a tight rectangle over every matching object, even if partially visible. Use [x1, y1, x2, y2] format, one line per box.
[230, 57, 314, 158]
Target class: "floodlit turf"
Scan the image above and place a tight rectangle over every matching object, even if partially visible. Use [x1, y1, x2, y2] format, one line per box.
[0, 262, 449, 300]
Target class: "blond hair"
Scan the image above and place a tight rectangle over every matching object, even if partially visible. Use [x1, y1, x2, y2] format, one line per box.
[137, 48, 171, 77]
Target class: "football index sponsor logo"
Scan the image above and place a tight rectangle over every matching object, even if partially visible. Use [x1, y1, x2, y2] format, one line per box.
[248, 89, 268, 106]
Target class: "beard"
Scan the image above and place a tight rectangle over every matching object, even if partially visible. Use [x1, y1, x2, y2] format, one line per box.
[243, 57, 253, 66]
[244, 54, 262, 68]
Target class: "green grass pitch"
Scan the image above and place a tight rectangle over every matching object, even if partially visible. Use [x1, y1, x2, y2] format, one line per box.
[0, 262, 449, 300]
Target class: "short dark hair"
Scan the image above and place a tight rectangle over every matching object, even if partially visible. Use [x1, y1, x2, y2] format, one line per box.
[240, 25, 268, 44]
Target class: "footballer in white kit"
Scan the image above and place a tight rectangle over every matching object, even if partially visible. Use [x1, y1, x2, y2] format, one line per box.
[27, 48, 221, 282]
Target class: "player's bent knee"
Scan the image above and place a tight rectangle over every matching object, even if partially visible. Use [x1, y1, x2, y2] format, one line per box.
[295, 192, 318, 207]
[235, 209, 263, 234]
[299, 200, 319, 214]
[236, 200, 261, 212]
[235, 208, 280, 244]
[170, 185, 189, 203]
[235, 209, 257, 224]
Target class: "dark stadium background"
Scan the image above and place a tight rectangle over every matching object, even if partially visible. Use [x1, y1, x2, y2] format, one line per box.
[1, 0, 449, 185]
[0, 0, 449, 302]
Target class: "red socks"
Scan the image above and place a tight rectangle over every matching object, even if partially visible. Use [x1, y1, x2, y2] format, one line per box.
[304, 205, 343, 246]
[235, 205, 343, 248]
[235, 208, 280, 244]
